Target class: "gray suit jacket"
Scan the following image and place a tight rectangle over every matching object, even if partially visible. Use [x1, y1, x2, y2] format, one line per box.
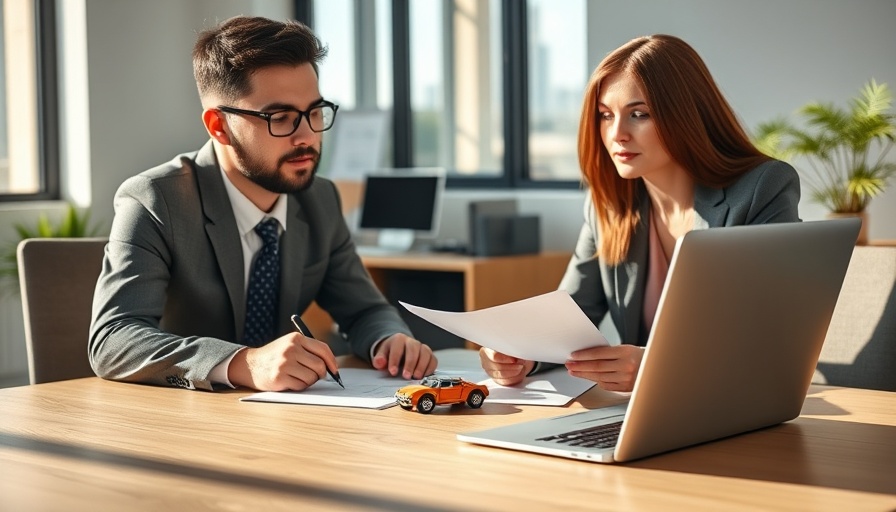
[558, 160, 801, 348]
[89, 141, 412, 390]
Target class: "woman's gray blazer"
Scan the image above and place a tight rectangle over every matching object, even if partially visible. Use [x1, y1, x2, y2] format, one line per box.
[558, 160, 801, 347]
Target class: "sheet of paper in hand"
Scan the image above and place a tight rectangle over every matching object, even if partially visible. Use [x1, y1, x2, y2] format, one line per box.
[400, 290, 609, 364]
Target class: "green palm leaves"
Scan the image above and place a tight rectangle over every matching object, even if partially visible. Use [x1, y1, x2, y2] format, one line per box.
[754, 80, 896, 213]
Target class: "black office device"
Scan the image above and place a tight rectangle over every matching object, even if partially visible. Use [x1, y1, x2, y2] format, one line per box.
[468, 199, 517, 255]
[468, 199, 540, 256]
[357, 169, 445, 253]
[473, 214, 541, 256]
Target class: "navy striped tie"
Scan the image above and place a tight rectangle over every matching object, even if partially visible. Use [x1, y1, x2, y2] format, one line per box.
[244, 218, 280, 347]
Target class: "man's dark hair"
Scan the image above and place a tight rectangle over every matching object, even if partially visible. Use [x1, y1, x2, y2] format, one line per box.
[192, 16, 328, 102]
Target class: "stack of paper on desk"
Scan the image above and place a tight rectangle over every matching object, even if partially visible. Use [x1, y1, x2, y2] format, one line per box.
[241, 348, 595, 409]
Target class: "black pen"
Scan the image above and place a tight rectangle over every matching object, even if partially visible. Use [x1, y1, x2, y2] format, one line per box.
[290, 314, 345, 389]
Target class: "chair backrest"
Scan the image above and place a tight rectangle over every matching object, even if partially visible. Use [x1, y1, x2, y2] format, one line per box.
[814, 245, 896, 391]
[17, 238, 108, 384]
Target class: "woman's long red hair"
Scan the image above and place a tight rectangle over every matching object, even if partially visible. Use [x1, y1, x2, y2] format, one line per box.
[578, 35, 770, 264]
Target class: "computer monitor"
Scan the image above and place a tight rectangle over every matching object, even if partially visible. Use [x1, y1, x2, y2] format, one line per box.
[358, 168, 445, 252]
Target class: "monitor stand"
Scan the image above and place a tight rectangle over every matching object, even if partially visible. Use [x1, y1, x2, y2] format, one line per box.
[375, 229, 415, 252]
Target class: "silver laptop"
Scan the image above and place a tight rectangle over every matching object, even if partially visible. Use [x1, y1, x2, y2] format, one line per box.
[457, 218, 861, 463]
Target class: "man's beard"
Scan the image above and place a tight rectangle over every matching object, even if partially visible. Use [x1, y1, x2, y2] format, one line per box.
[231, 136, 322, 194]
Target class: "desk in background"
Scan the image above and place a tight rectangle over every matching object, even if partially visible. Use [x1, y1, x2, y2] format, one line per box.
[306, 251, 571, 350]
[1, 376, 894, 511]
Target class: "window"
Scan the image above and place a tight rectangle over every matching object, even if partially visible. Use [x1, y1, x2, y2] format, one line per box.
[526, 0, 586, 181]
[313, 0, 395, 173]
[374, 1, 392, 110]
[0, 0, 58, 200]
[408, 0, 503, 177]
[305, 0, 582, 189]
[409, 2, 444, 169]
[314, 0, 356, 109]
[314, 0, 394, 112]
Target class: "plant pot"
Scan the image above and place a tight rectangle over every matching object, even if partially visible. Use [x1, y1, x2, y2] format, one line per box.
[826, 211, 868, 245]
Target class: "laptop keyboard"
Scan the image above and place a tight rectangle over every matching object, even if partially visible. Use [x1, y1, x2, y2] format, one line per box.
[537, 421, 623, 449]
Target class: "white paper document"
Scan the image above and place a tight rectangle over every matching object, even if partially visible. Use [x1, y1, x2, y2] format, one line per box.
[434, 348, 595, 406]
[400, 290, 609, 364]
[240, 348, 595, 409]
[240, 368, 418, 409]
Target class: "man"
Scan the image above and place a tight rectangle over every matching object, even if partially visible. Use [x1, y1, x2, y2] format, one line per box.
[89, 16, 438, 391]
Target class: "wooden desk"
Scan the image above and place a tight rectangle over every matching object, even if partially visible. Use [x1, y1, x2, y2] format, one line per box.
[306, 251, 571, 349]
[2, 376, 894, 511]
[361, 251, 570, 310]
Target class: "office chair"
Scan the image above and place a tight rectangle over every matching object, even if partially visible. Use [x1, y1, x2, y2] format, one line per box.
[813, 245, 896, 391]
[17, 238, 108, 384]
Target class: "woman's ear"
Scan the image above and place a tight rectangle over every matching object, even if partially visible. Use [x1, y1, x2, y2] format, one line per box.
[202, 109, 231, 145]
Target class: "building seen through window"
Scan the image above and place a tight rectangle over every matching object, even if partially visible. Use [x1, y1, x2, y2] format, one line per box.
[1, 0, 40, 195]
[311, 0, 584, 187]
[526, 0, 586, 181]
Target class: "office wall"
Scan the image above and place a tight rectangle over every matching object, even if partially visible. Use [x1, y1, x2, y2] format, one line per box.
[1, 0, 895, 385]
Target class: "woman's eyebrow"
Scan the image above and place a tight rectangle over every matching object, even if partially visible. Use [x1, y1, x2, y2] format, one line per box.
[598, 100, 647, 109]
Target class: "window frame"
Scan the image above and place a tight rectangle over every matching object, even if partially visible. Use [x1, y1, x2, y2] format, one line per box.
[296, 0, 581, 190]
[0, 0, 59, 202]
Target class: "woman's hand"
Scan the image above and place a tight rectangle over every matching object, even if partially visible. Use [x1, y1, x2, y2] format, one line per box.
[565, 345, 645, 392]
[479, 347, 535, 386]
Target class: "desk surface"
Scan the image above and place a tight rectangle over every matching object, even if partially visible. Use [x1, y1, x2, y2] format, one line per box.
[2, 374, 895, 511]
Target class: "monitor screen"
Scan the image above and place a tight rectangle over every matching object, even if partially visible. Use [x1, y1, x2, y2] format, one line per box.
[359, 170, 444, 235]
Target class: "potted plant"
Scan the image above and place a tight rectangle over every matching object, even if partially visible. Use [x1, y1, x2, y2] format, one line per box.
[754, 79, 896, 244]
[0, 203, 102, 296]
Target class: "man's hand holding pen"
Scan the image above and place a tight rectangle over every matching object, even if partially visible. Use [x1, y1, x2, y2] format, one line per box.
[227, 315, 438, 391]
[227, 331, 343, 392]
[291, 315, 344, 388]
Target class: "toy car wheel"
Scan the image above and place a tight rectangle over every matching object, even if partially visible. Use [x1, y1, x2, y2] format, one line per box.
[467, 390, 485, 409]
[400, 404, 412, 410]
[417, 394, 436, 414]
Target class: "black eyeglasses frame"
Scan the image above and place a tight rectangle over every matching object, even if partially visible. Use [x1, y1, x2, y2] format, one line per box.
[216, 100, 339, 137]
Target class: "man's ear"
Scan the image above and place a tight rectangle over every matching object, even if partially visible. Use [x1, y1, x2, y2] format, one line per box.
[202, 109, 231, 145]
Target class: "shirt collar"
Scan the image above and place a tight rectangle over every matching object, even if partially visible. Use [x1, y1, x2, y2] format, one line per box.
[219, 167, 288, 236]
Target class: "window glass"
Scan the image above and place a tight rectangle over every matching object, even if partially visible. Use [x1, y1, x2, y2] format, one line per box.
[0, 4, 7, 190]
[409, 1, 444, 168]
[314, 0, 356, 109]
[0, 0, 40, 195]
[526, 0, 586, 181]
[314, 0, 392, 173]
[375, 0, 392, 111]
[410, 0, 502, 177]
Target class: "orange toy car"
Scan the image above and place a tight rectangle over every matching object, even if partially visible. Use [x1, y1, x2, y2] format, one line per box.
[395, 376, 489, 414]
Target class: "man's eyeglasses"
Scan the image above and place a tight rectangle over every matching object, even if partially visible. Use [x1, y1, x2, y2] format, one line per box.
[217, 101, 339, 137]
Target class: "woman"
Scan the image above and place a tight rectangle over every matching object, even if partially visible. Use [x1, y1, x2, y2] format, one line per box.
[480, 34, 800, 391]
